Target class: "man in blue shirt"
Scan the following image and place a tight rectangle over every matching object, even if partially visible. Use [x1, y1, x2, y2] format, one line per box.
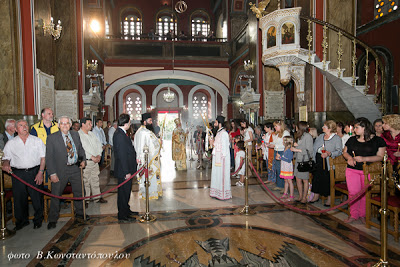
[92, 119, 107, 165]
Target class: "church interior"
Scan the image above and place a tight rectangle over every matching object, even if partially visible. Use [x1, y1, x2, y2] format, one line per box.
[0, 0, 400, 266]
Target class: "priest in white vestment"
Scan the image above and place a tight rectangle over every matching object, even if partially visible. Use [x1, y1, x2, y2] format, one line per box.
[210, 115, 232, 200]
[133, 113, 163, 200]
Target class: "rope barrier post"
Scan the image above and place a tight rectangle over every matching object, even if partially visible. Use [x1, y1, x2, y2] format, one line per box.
[240, 145, 255, 215]
[139, 145, 156, 223]
[80, 166, 86, 221]
[373, 152, 389, 267]
[0, 149, 15, 240]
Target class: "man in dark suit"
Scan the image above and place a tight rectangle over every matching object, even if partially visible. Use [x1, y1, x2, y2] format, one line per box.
[46, 116, 87, 230]
[0, 119, 17, 150]
[113, 114, 137, 222]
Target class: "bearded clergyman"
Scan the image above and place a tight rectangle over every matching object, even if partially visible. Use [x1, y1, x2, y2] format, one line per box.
[133, 113, 163, 200]
[209, 116, 231, 200]
[172, 118, 188, 170]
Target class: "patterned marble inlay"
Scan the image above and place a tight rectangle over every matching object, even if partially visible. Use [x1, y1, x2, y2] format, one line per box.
[25, 203, 400, 267]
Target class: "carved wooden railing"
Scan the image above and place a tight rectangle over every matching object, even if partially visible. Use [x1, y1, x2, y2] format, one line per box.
[300, 15, 386, 115]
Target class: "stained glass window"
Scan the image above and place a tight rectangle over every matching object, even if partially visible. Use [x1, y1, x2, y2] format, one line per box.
[374, 0, 398, 19]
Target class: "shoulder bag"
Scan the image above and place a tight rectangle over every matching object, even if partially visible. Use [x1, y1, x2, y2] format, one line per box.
[297, 149, 315, 172]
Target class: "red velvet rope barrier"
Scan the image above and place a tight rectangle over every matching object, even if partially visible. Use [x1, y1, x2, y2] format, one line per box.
[249, 162, 372, 214]
[9, 166, 144, 201]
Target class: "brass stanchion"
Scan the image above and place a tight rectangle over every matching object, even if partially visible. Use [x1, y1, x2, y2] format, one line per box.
[240, 145, 255, 215]
[139, 145, 156, 223]
[373, 152, 389, 267]
[0, 149, 16, 240]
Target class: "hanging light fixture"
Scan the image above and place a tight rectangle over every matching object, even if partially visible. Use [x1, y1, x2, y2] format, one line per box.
[43, 17, 62, 40]
[163, 0, 180, 103]
[163, 77, 175, 103]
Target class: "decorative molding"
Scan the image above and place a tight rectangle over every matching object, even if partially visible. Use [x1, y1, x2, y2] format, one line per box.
[104, 70, 229, 115]
[259, 7, 301, 27]
[262, 48, 308, 61]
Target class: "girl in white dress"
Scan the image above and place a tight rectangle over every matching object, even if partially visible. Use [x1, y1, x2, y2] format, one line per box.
[235, 141, 246, 187]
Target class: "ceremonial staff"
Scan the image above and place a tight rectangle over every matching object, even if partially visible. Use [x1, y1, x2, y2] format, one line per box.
[150, 107, 169, 168]
[200, 114, 213, 152]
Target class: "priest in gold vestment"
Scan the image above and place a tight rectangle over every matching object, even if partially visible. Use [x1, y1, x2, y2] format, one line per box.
[172, 118, 187, 170]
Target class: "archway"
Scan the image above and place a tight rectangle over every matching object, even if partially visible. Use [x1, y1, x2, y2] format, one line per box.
[104, 69, 229, 118]
[118, 84, 147, 115]
[187, 85, 215, 120]
[152, 83, 184, 108]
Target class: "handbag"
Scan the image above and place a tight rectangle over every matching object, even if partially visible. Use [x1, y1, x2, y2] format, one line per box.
[297, 149, 315, 172]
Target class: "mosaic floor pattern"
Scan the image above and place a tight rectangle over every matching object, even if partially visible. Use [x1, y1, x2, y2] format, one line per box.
[25, 203, 400, 267]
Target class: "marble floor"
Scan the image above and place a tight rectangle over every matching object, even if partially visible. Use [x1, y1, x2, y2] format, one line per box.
[1, 141, 400, 266]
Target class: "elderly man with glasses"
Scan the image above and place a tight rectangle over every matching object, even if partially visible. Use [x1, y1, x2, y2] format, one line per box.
[45, 116, 87, 230]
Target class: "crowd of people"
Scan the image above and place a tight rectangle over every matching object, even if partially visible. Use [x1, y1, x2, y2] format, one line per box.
[198, 114, 400, 224]
[1, 107, 400, 231]
[0, 109, 162, 231]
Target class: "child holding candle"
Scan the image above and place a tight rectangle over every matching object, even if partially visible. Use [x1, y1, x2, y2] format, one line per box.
[232, 135, 243, 178]
[276, 136, 296, 201]
[235, 141, 246, 186]
[263, 123, 275, 184]
[267, 120, 291, 192]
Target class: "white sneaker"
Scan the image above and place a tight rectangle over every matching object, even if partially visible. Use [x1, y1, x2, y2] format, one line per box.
[236, 181, 244, 187]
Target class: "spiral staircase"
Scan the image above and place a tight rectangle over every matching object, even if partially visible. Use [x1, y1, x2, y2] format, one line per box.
[258, 7, 386, 122]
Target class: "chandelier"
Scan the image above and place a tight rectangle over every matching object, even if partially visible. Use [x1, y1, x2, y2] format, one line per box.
[163, 83, 175, 103]
[244, 60, 255, 71]
[86, 60, 98, 72]
[43, 17, 62, 40]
